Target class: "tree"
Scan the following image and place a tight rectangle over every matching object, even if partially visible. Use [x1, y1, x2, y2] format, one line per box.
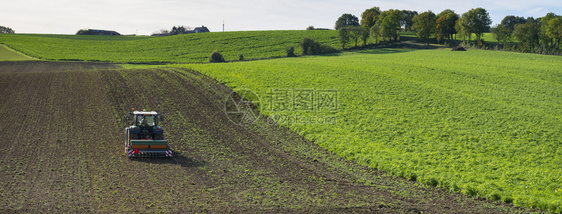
[435, 10, 458, 43]
[514, 22, 540, 52]
[360, 25, 370, 46]
[361, 7, 382, 29]
[0, 26, 15, 34]
[338, 28, 350, 49]
[335, 13, 359, 30]
[401, 10, 418, 32]
[170, 26, 186, 35]
[455, 18, 470, 41]
[546, 16, 562, 49]
[501, 15, 526, 34]
[540, 13, 560, 49]
[461, 8, 492, 41]
[370, 24, 382, 44]
[491, 24, 510, 46]
[347, 26, 364, 47]
[413, 11, 436, 45]
[376, 9, 403, 42]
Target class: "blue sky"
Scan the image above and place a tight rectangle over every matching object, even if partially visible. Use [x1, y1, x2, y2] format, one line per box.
[2, 0, 561, 35]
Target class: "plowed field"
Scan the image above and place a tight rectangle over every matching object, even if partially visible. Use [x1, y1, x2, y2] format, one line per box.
[0, 62, 528, 213]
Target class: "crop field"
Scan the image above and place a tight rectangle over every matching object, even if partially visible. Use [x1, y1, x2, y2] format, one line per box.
[0, 44, 36, 61]
[0, 31, 343, 63]
[0, 61, 527, 213]
[178, 48, 562, 212]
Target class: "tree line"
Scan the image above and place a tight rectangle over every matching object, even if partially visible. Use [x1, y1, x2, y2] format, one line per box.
[335, 7, 562, 54]
[491, 14, 561, 53]
[0, 26, 15, 34]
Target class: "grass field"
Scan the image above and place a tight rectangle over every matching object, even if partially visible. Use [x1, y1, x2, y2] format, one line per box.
[0, 62, 523, 213]
[0, 44, 36, 61]
[0, 31, 343, 63]
[177, 48, 562, 212]
[1, 30, 560, 212]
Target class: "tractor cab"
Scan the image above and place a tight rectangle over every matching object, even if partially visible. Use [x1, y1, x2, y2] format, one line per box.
[126, 110, 165, 140]
[135, 114, 158, 127]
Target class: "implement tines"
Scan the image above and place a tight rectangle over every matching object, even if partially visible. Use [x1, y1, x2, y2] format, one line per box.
[127, 150, 172, 158]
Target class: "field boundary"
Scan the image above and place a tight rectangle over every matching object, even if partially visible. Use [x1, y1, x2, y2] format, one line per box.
[0, 43, 37, 61]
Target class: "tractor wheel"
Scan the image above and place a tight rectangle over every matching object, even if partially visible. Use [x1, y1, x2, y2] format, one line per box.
[154, 134, 164, 140]
[129, 134, 139, 140]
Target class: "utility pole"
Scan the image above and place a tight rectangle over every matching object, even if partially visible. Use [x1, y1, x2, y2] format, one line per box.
[223, 20, 225, 32]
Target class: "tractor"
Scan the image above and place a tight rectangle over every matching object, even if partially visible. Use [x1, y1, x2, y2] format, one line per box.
[124, 109, 172, 158]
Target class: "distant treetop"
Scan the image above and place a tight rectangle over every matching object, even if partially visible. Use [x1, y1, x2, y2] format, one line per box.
[76, 29, 121, 36]
[335, 14, 360, 30]
[0, 26, 15, 34]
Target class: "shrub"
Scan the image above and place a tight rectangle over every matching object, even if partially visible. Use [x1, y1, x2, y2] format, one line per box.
[451, 46, 466, 51]
[239, 54, 244, 61]
[300, 38, 337, 55]
[300, 38, 315, 55]
[209, 51, 225, 63]
[286, 46, 296, 57]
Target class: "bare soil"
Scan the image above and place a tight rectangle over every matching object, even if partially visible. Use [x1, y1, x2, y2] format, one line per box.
[0, 62, 531, 213]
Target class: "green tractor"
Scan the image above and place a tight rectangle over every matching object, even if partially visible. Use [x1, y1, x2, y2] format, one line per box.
[124, 109, 172, 158]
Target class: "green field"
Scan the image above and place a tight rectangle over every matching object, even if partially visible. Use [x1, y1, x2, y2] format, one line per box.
[174, 48, 562, 212]
[0, 44, 36, 61]
[2, 30, 561, 212]
[0, 31, 343, 63]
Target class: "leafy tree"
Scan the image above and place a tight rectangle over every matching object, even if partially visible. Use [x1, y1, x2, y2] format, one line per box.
[76, 29, 90, 35]
[376, 9, 403, 42]
[491, 24, 510, 46]
[545, 16, 562, 49]
[435, 10, 458, 43]
[306, 26, 315, 30]
[170, 26, 187, 35]
[370, 24, 382, 44]
[338, 28, 350, 49]
[413, 11, 436, 45]
[540, 13, 560, 48]
[0, 26, 15, 34]
[455, 18, 470, 41]
[335, 13, 359, 30]
[514, 22, 540, 52]
[360, 25, 370, 46]
[461, 8, 492, 41]
[347, 26, 364, 47]
[401, 10, 418, 32]
[361, 7, 382, 29]
[501, 15, 526, 34]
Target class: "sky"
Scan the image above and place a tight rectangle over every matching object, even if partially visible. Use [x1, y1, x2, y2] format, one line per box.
[2, 0, 561, 35]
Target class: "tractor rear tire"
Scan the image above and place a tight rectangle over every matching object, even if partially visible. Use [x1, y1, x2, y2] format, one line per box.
[129, 134, 139, 140]
[154, 134, 164, 140]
